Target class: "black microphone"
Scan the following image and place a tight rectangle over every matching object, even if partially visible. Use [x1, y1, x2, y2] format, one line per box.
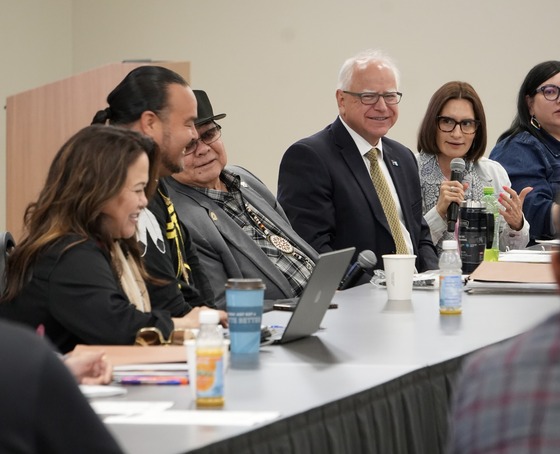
[446, 158, 466, 232]
[338, 250, 377, 290]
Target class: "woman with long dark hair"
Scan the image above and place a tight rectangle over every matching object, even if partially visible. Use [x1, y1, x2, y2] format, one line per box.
[0, 125, 223, 353]
[490, 61, 560, 244]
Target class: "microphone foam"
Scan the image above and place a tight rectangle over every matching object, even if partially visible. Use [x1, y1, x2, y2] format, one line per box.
[450, 158, 466, 172]
[357, 250, 377, 269]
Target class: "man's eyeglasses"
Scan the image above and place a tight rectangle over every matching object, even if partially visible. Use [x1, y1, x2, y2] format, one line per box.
[135, 327, 195, 346]
[342, 91, 402, 105]
[437, 116, 480, 135]
[534, 84, 560, 102]
[184, 124, 222, 156]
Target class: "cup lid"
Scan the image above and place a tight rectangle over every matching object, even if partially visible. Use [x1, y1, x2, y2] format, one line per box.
[225, 278, 266, 290]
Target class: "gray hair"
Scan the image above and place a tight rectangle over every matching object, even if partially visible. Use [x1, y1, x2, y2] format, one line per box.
[337, 49, 401, 90]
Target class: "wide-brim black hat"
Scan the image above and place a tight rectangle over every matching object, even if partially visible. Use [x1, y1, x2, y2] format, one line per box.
[193, 90, 226, 126]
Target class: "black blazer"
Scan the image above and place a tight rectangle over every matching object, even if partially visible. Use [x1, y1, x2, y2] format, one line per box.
[0, 320, 123, 453]
[277, 117, 438, 272]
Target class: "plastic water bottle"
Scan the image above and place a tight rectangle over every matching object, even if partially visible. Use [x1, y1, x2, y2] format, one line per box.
[439, 240, 463, 315]
[482, 187, 500, 262]
[196, 310, 225, 407]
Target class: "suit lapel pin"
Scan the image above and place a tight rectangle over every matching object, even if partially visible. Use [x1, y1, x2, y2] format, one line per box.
[210, 212, 218, 221]
[391, 160, 399, 167]
[241, 181, 249, 188]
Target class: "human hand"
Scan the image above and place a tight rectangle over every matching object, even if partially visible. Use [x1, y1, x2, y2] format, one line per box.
[498, 186, 532, 231]
[436, 181, 468, 219]
[64, 350, 112, 385]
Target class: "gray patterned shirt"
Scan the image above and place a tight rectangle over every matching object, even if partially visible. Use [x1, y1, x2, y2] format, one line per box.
[193, 170, 314, 297]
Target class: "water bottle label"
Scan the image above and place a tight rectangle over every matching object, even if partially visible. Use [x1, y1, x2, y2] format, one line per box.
[439, 275, 463, 308]
[196, 350, 224, 398]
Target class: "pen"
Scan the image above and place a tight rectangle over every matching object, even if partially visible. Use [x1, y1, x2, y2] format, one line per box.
[116, 376, 189, 385]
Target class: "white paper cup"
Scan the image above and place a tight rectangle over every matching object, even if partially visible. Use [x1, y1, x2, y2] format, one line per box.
[382, 254, 416, 301]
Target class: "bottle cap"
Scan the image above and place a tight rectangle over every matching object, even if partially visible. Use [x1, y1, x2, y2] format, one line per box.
[483, 186, 494, 195]
[442, 240, 458, 250]
[199, 310, 220, 325]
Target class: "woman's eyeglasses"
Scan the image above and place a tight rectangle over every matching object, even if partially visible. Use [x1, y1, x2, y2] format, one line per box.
[437, 116, 480, 135]
[534, 84, 560, 102]
[184, 124, 222, 155]
[135, 327, 195, 346]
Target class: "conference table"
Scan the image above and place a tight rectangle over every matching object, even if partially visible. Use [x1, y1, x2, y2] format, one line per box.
[103, 283, 560, 454]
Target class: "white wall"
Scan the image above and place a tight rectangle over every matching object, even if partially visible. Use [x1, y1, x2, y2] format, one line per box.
[69, 0, 559, 192]
[0, 0, 73, 230]
[2, 0, 558, 229]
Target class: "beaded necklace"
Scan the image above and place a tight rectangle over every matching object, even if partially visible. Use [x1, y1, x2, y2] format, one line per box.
[244, 202, 314, 271]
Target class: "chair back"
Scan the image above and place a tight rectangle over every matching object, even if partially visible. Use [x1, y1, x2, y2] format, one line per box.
[0, 232, 16, 295]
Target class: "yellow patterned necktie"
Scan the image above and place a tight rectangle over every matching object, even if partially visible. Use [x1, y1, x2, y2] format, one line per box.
[365, 148, 408, 254]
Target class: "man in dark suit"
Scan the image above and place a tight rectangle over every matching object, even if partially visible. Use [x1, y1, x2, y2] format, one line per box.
[278, 49, 438, 276]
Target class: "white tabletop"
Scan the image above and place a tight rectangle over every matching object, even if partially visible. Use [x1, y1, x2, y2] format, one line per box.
[104, 283, 559, 454]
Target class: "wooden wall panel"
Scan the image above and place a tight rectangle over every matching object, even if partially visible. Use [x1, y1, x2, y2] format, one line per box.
[6, 61, 190, 240]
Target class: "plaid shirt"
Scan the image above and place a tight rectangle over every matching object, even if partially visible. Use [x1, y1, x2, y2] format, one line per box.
[448, 311, 560, 453]
[193, 170, 314, 297]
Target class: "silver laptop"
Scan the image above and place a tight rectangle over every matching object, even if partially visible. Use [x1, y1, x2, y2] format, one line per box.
[267, 247, 355, 344]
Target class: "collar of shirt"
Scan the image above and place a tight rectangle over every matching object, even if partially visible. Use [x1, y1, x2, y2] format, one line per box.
[220, 169, 241, 190]
[339, 115, 385, 159]
[193, 169, 240, 199]
[338, 117, 414, 256]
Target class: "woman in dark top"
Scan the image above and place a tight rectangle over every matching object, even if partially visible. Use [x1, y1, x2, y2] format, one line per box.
[490, 61, 560, 243]
[0, 125, 225, 353]
[0, 319, 123, 453]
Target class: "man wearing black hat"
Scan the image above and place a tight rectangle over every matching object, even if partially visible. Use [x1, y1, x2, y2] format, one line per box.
[164, 90, 319, 309]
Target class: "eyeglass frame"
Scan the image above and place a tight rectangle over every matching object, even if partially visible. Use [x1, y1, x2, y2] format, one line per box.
[342, 90, 402, 105]
[135, 327, 195, 346]
[436, 116, 481, 135]
[534, 84, 560, 102]
[184, 123, 222, 156]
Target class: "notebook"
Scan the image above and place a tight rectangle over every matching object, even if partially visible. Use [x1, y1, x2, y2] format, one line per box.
[265, 247, 355, 344]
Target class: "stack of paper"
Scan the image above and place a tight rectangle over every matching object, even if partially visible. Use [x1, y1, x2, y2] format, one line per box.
[73, 344, 187, 365]
[113, 363, 189, 385]
[499, 250, 552, 263]
[73, 345, 189, 386]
